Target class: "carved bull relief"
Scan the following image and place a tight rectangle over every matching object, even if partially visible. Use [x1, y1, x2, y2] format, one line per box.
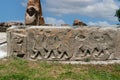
[28, 29, 73, 60]
[72, 28, 116, 61]
[25, 0, 45, 25]
[27, 28, 116, 61]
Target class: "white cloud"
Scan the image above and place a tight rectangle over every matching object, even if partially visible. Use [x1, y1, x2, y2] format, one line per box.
[45, 0, 119, 21]
[45, 17, 65, 25]
[88, 21, 111, 26]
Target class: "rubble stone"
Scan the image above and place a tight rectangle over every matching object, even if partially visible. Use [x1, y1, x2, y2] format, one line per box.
[0, 22, 23, 32]
[73, 19, 87, 26]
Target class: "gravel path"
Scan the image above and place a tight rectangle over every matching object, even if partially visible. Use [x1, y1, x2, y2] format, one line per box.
[0, 33, 6, 44]
[57, 60, 120, 65]
[0, 33, 7, 59]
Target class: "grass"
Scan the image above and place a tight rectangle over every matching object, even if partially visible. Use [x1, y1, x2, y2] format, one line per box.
[0, 58, 120, 80]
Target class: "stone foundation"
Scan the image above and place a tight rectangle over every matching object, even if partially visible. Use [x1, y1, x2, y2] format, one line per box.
[7, 26, 120, 61]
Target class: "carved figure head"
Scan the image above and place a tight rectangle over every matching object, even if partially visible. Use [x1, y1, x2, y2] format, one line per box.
[25, 0, 45, 25]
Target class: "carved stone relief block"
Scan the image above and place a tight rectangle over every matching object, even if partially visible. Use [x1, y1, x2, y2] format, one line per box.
[7, 26, 120, 61]
[7, 28, 27, 58]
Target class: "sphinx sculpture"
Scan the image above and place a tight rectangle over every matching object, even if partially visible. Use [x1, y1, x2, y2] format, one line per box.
[25, 0, 45, 25]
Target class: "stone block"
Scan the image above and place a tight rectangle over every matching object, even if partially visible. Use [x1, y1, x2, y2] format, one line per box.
[7, 26, 120, 61]
[7, 27, 27, 58]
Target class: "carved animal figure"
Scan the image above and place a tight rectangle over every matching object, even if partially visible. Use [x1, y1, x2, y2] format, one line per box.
[25, 0, 45, 25]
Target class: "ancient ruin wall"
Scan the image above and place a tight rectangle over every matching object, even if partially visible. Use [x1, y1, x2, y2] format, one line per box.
[7, 26, 120, 61]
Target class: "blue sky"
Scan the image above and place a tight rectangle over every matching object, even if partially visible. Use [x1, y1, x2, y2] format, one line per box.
[0, 0, 120, 26]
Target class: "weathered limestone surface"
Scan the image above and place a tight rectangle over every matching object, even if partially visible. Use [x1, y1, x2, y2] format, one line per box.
[7, 26, 120, 61]
[7, 26, 27, 57]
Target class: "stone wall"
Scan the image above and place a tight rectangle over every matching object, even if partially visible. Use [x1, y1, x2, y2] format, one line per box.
[7, 26, 120, 61]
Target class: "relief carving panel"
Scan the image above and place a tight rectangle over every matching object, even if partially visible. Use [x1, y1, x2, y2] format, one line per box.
[7, 26, 119, 61]
[26, 27, 117, 61]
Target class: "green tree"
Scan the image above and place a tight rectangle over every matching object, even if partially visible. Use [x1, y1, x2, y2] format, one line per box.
[115, 0, 120, 22]
[115, 8, 120, 22]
